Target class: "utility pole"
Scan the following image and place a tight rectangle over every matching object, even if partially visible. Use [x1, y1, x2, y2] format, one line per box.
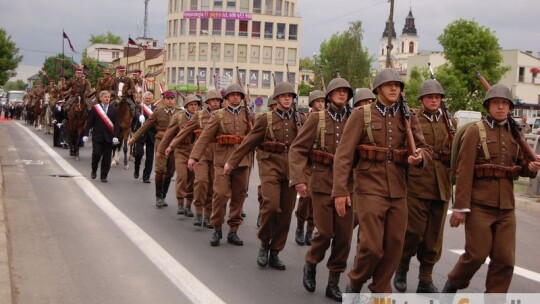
[386, 0, 395, 69]
[143, 0, 150, 38]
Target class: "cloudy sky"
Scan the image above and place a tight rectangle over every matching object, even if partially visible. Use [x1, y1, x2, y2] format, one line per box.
[2, 0, 539, 72]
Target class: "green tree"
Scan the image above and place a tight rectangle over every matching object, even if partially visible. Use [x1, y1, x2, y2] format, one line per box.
[41, 54, 78, 84]
[0, 28, 23, 86]
[3, 80, 26, 90]
[435, 19, 510, 112]
[89, 31, 123, 45]
[298, 82, 313, 96]
[317, 21, 372, 91]
[404, 66, 431, 109]
[299, 57, 315, 71]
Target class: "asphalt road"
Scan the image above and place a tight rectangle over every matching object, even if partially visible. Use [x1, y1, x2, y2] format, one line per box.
[2, 120, 540, 303]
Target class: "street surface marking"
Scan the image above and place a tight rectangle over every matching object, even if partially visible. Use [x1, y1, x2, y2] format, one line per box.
[15, 159, 50, 165]
[18, 123, 226, 304]
[450, 249, 540, 283]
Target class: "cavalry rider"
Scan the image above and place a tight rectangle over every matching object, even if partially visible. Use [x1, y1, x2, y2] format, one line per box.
[62, 67, 92, 113]
[113, 65, 136, 115]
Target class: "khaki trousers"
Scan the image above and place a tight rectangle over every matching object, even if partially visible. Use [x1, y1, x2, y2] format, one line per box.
[210, 165, 250, 232]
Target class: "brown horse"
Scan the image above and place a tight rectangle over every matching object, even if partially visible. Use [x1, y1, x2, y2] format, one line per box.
[33, 99, 43, 130]
[111, 98, 133, 169]
[67, 97, 88, 160]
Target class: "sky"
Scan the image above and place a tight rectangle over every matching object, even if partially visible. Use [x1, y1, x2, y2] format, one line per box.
[2, 0, 540, 79]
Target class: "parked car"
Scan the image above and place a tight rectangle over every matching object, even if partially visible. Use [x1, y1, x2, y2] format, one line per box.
[454, 110, 482, 129]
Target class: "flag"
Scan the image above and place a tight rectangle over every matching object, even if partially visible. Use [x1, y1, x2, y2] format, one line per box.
[63, 31, 77, 53]
[128, 37, 147, 50]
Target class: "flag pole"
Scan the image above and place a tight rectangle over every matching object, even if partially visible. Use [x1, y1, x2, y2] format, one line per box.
[126, 36, 130, 72]
[62, 29, 65, 79]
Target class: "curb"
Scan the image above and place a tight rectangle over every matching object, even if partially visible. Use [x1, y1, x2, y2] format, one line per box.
[0, 161, 13, 303]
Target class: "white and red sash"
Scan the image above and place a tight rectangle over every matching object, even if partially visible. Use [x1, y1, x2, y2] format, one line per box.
[142, 104, 153, 117]
[94, 104, 114, 134]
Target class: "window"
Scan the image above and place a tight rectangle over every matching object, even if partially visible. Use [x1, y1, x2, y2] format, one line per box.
[182, 0, 188, 10]
[189, 19, 197, 35]
[212, 19, 222, 36]
[288, 24, 297, 40]
[250, 45, 260, 63]
[240, 0, 249, 11]
[284, 1, 289, 16]
[519, 67, 525, 82]
[288, 72, 296, 85]
[265, 0, 272, 14]
[227, 0, 236, 10]
[287, 48, 297, 66]
[172, 20, 177, 37]
[225, 19, 235, 36]
[224, 44, 234, 62]
[264, 22, 273, 39]
[171, 67, 177, 83]
[201, 18, 209, 33]
[274, 71, 283, 83]
[198, 68, 207, 85]
[249, 70, 258, 88]
[179, 43, 185, 60]
[237, 69, 246, 84]
[178, 67, 185, 83]
[172, 43, 178, 60]
[214, 0, 223, 9]
[199, 43, 208, 61]
[252, 21, 261, 38]
[253, 0, 261, 13]
[188, 43, 196, 61]
[408, 41, 414, 53]
[239, 20, 248, 37]
[263, 46, 272, 64]
[201, 0, 210, 10]
[275, 47, 284, 64]
[190, 0, 198, 9]
[238, 44, 247, 63]
[180, 19, 187, 35]
[261, 71, 271, 88]
[275, 0, 282, 15]
[276, 23, 285, 40]
[212, 43, 221, 61]
[187, 67, 195, 84]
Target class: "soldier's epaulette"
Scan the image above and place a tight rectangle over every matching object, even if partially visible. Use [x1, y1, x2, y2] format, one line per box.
[409, 107, 419, 115]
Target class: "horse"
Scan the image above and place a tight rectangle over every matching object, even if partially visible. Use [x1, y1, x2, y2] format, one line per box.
[33, 99, 43, 130]
[111, 98, 133, 169]
[43, 93, 55, 134]
[67, 97, 88, 160]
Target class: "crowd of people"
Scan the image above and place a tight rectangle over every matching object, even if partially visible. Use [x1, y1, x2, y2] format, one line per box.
[20, 67, 540, 301]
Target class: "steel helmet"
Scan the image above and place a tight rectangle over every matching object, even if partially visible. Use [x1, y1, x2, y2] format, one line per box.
[418, 79, 445, 99]
[273, 82, 297, 99]
[205, 89, 223, 104]
[267, 97, 277, 108]
[308, 90, 325, 106]
[183, 94, 201, 107]
[325, 78, 353, 103]
[353, 88, 376, 106]
[372, 68, 404, 94]
[482, 84, 514, 109]
[224, 83, 245, 100]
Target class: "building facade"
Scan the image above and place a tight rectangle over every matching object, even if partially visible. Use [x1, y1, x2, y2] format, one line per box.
[164, 0, 301, 107]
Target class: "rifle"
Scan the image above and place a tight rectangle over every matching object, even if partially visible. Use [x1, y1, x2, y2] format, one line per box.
[428, 62, 455, 143]
[400, 93, 417, 157]
[213, 74, 218, 90]
[319, 69, 327, 93]
[271, 73, 276, 87]
[196, 75, 201, 96]
[235, 66, 253, 132]
[472, 65, 537, 162]
[286, 63, 302, 126]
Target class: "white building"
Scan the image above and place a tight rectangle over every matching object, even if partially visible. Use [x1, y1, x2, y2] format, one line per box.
[164, 0, 302, 107]
[86, 43, 125, 65]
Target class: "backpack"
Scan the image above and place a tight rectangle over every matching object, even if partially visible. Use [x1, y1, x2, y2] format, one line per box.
[450, 120, 487, 184]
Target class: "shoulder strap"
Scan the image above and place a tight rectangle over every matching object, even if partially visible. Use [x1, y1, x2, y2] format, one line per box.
[266, 111, 274, 140]
[313, 110, 326, 149]
[218, 109, 228, 134]
[362, 104, 374, 144]
[198, 110, 203, 128]
[476, 120, 490, 161]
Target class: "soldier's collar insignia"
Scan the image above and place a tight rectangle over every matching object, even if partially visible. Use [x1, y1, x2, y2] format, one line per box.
[275, 108, 293, 119]
[486, 115, 509, 130]
[227, 105, 242, 115]
[375, 101, 400, 117]
[327, 105, 347, 122]
[422, 108, 442, 122]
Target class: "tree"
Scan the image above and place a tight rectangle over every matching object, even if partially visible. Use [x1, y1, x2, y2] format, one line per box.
[317, 21, 372, 91]
[298, 82, 313, 97]
[41, 54, 78, 84]
[404, 66, 431, 109]
[89, 31, 123, 45]
[435, 19, 510, 112]
[0, 28, 23, 86]
[3, 80, 26, 91]
[299, 57, 315, 71]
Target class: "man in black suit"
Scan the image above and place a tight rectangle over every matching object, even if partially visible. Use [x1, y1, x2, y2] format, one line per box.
[83, 90, 120, 183]
[132, 91, 156, 183]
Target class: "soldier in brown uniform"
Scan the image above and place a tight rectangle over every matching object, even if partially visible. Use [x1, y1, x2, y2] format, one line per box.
[128, 90, 182, 207]
[96, 70, 115, 99]
[289, 78, 354, 302]
[113, 65, 136, 114]
[294, 90, 325, 246]
[46, 80, 61, 106]
[393, 79, 451, 293]
[332, 68, 432, 293]
[63, 68, 92, 112]
[189, 83, 254, 247]
[225, 82, 304, 270]
[159, 94, 201, 216]
[442, 84, 540, 294]
[353, 88, 376, 108]
[171, 90, 223, 227]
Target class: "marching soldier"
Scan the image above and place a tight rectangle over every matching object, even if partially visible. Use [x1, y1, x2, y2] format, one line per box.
[167, 90, 223, 227]
[158, 94, 201, 214]
[332, 68, 432, 293]
[294, 90, 325, 246]
[113, 65, 136, 115]
[62, 68, 92, 112]
[353, 88, 376, 108]
[132, 91, 156, 183]
[225, 82, 304, 270]
[128, 90, 182, 207]
[442, 84, 540, 294]
[289, 79, 354, 302]
[393, 79, 452, 293]
[189, 83, 254, 247]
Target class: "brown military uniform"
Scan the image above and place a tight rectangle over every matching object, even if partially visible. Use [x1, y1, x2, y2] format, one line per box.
[190, 106, 253, 233]
[331, 101, 432, 292]
[397, 107, 452, 282]
[170, 108, 216, 220]
[289, 104, 354, 285]
[447, 116, 537, 292]
[228, 109, 304, 253]
[157, 110, 195, 210]
[96, 76, 116, 97]
[63, 76, 92, 110]
[46, 84, 61, 108]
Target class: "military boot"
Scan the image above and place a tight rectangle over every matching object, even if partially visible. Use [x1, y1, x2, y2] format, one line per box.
[193, 215, 203, 226]
[154, 174, 165, 208]
[416, 280, 439, 293]
[177, 201, 185, 215]
[393, 270, 407, 292]
[134, 163, 140, 179]
[202, 217, 214, 229]
[210, 229, 222, 246]
[303, 263, 316, 292]
[295, 226, 305, 245]
[227, 232, 244, 246]
[325, 283, 342, 302]
[441, 280, 457, 293]
[305, 230, 313, 246]
[257, 246, 270, 267]
[184, 205, 194, 217]
[162, 176, 173, 207]
[268, 251, 286, 270]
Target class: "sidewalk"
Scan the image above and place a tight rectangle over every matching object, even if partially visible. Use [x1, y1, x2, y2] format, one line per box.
[0, 158, 13, 303]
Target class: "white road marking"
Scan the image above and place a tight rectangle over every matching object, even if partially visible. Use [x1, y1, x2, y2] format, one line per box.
[450, 249, 540, 283]
[18, 123, 226, 304]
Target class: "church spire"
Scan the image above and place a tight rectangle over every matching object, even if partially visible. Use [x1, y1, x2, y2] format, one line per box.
[382, 20, 396, 38]
[402, 7, 417, 35]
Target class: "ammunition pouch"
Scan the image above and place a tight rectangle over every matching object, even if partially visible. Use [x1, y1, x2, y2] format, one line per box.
[356, 145, 408, 165]
[261, 141, 287, 153]
[216, 134, 244, 145]
[309, 149, 334, 166]
[194, 129, 203, 139]
[433, 151, 451, 165]
[474, 164, 521, 180]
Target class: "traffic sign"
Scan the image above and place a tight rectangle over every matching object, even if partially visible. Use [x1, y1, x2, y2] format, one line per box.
[255, 96, 263, 107]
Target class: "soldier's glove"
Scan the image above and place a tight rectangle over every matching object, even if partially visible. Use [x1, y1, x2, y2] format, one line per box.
[52, 120, 57, 124]
[56, 123, 62, 128]
[82, 136, 89, 143]
[139, 115, 145, 124]
[112, 137, 119, 145]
